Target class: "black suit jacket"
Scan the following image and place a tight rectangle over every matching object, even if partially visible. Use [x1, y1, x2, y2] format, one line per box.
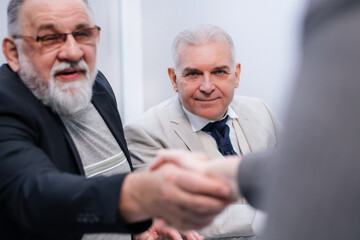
[0, 64, 151, 239]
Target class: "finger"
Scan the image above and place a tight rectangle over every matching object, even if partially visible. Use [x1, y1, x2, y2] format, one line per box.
[161, 228, 183, 240]
[175, 167, 233, 200]
[183, 231, 195, 240]
[142, 165, 231, 230]
[192, 152, 209, 162]
[184, 230, 204, 240]
[155, 196, 215, 226]
[154, 165, 232, 217]
[153, 218, 168, 228]
[195, 231, 204, 240]
[203, 156, 241, 199]
[204, 156, 240, 179]
[134, 232, 153, 240]
[154, 191, 217, 229]
[153, 219, 183, 240]
[151, 150, 208, 171]
[156, 180, 229, 223]
[170, 216, 214, 231]
[150, 150, 190, 170]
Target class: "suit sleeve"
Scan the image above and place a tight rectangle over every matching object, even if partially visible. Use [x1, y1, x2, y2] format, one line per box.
[237, 151, 274, 211]
[0, 117, 151, 234]
[0, 67, 152, 236]
[124, 123, 164, 170]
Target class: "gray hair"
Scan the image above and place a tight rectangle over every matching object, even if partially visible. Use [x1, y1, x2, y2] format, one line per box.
[172, 24, 236, 71]
[7, 0, 93, 35]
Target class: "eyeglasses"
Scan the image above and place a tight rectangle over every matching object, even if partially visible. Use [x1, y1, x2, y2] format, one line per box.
[12, 26, 101, 49]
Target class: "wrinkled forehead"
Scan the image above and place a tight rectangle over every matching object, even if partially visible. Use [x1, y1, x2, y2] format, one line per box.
[176, 40, 233, 67]
[19, 0, 94, 32]
[178, 40, 232, 53]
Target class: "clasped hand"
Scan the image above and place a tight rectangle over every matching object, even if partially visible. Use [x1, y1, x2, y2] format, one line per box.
[120, 150, 240, 234]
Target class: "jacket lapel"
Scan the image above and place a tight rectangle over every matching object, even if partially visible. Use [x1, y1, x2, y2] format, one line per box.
[232, 118, 252, 155]
[235, 110, 264, 153]
[169, 98, 206, 153]
[172, 120, 205, 152]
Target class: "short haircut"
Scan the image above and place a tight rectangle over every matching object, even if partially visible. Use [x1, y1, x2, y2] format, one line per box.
[172, 24, 236, 71]
[7, 0, 93, 35]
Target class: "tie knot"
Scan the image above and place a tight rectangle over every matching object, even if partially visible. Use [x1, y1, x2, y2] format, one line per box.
[202, 115, 229, 136]
[201, 115, 237, 156]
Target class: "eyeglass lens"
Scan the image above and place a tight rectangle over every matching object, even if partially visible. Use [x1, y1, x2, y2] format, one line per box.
[40, 27, 100, 47]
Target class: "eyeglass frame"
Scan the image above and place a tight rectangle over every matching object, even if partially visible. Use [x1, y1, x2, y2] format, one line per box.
[12, 26, 101, 48]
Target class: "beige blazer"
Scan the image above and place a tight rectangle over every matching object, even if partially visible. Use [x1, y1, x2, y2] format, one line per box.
[124, 95, 281, 239]
[125, 95, 280, 167]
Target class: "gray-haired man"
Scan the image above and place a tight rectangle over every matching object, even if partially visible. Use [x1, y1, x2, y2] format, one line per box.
[125, 24, 281, 239]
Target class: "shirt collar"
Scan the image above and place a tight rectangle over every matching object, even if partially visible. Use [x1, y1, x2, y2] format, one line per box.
[182, 105, 238, 132]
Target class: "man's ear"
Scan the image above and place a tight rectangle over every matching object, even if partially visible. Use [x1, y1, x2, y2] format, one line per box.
[2, 37, 20, 72]
[168, 67, 178, 92]
[234, 63, 241, 88]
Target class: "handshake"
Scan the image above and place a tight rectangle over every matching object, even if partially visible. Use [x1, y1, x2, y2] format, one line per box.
[119, 149, 242, 231]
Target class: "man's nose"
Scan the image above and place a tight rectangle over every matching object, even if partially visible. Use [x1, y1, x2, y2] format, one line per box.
[199, 73, 215, 93]
[57, 35, 84, 62]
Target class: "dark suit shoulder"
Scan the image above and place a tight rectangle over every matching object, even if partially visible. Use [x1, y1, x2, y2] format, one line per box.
[0, 64, 41, 108]
[0, 64, 53, 134]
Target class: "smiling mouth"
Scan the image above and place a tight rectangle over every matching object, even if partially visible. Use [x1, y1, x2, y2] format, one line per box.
[196, 98, 219, 102]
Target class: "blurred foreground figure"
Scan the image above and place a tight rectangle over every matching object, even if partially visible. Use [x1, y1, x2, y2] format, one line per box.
[153, 0, 360, 239]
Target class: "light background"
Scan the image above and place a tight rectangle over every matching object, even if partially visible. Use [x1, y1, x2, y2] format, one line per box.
[0, 0, 308, 124]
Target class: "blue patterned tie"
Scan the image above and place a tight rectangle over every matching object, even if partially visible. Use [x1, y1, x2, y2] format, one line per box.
[202, 115, 237, 156]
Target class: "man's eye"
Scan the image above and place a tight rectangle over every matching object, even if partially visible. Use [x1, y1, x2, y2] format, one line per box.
[74, 29, 92, 37]
[214, 70, 225, 74]
[41, 34, 61, 42]
[186, 72, 200, 77]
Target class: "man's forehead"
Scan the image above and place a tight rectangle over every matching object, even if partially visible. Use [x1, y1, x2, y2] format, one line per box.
[177, 40, 231, 52]
[177, 42, 233, 71]
[177, 41, 231, 60]
[19, 0, 93, 30]
[181, 65, 231, 73]
[21, 0, 88, 10]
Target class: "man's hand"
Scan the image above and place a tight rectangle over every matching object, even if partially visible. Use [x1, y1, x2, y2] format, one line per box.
[119, 160, 234, 230]
[151, 150, 241, 199]
[134, 218, 204, 240]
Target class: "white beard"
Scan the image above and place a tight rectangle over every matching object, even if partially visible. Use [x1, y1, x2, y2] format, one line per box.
[17, 51, 97, 116]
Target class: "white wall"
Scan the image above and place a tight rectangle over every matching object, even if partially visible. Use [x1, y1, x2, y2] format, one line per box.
[0, 2, 8, 65]
[89, 0, 123, 114]
[0, 0, 308, 124]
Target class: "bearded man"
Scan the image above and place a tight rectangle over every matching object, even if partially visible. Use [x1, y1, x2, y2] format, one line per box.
[0, 0, 234, 239]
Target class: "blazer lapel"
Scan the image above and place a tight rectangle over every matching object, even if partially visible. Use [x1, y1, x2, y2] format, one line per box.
[232, 118, 252, 155]
[236, 110, 263, 153]
[197, 131, 224, 159]
[169, 98, 205, 153]
[172, 120, 205, 152]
